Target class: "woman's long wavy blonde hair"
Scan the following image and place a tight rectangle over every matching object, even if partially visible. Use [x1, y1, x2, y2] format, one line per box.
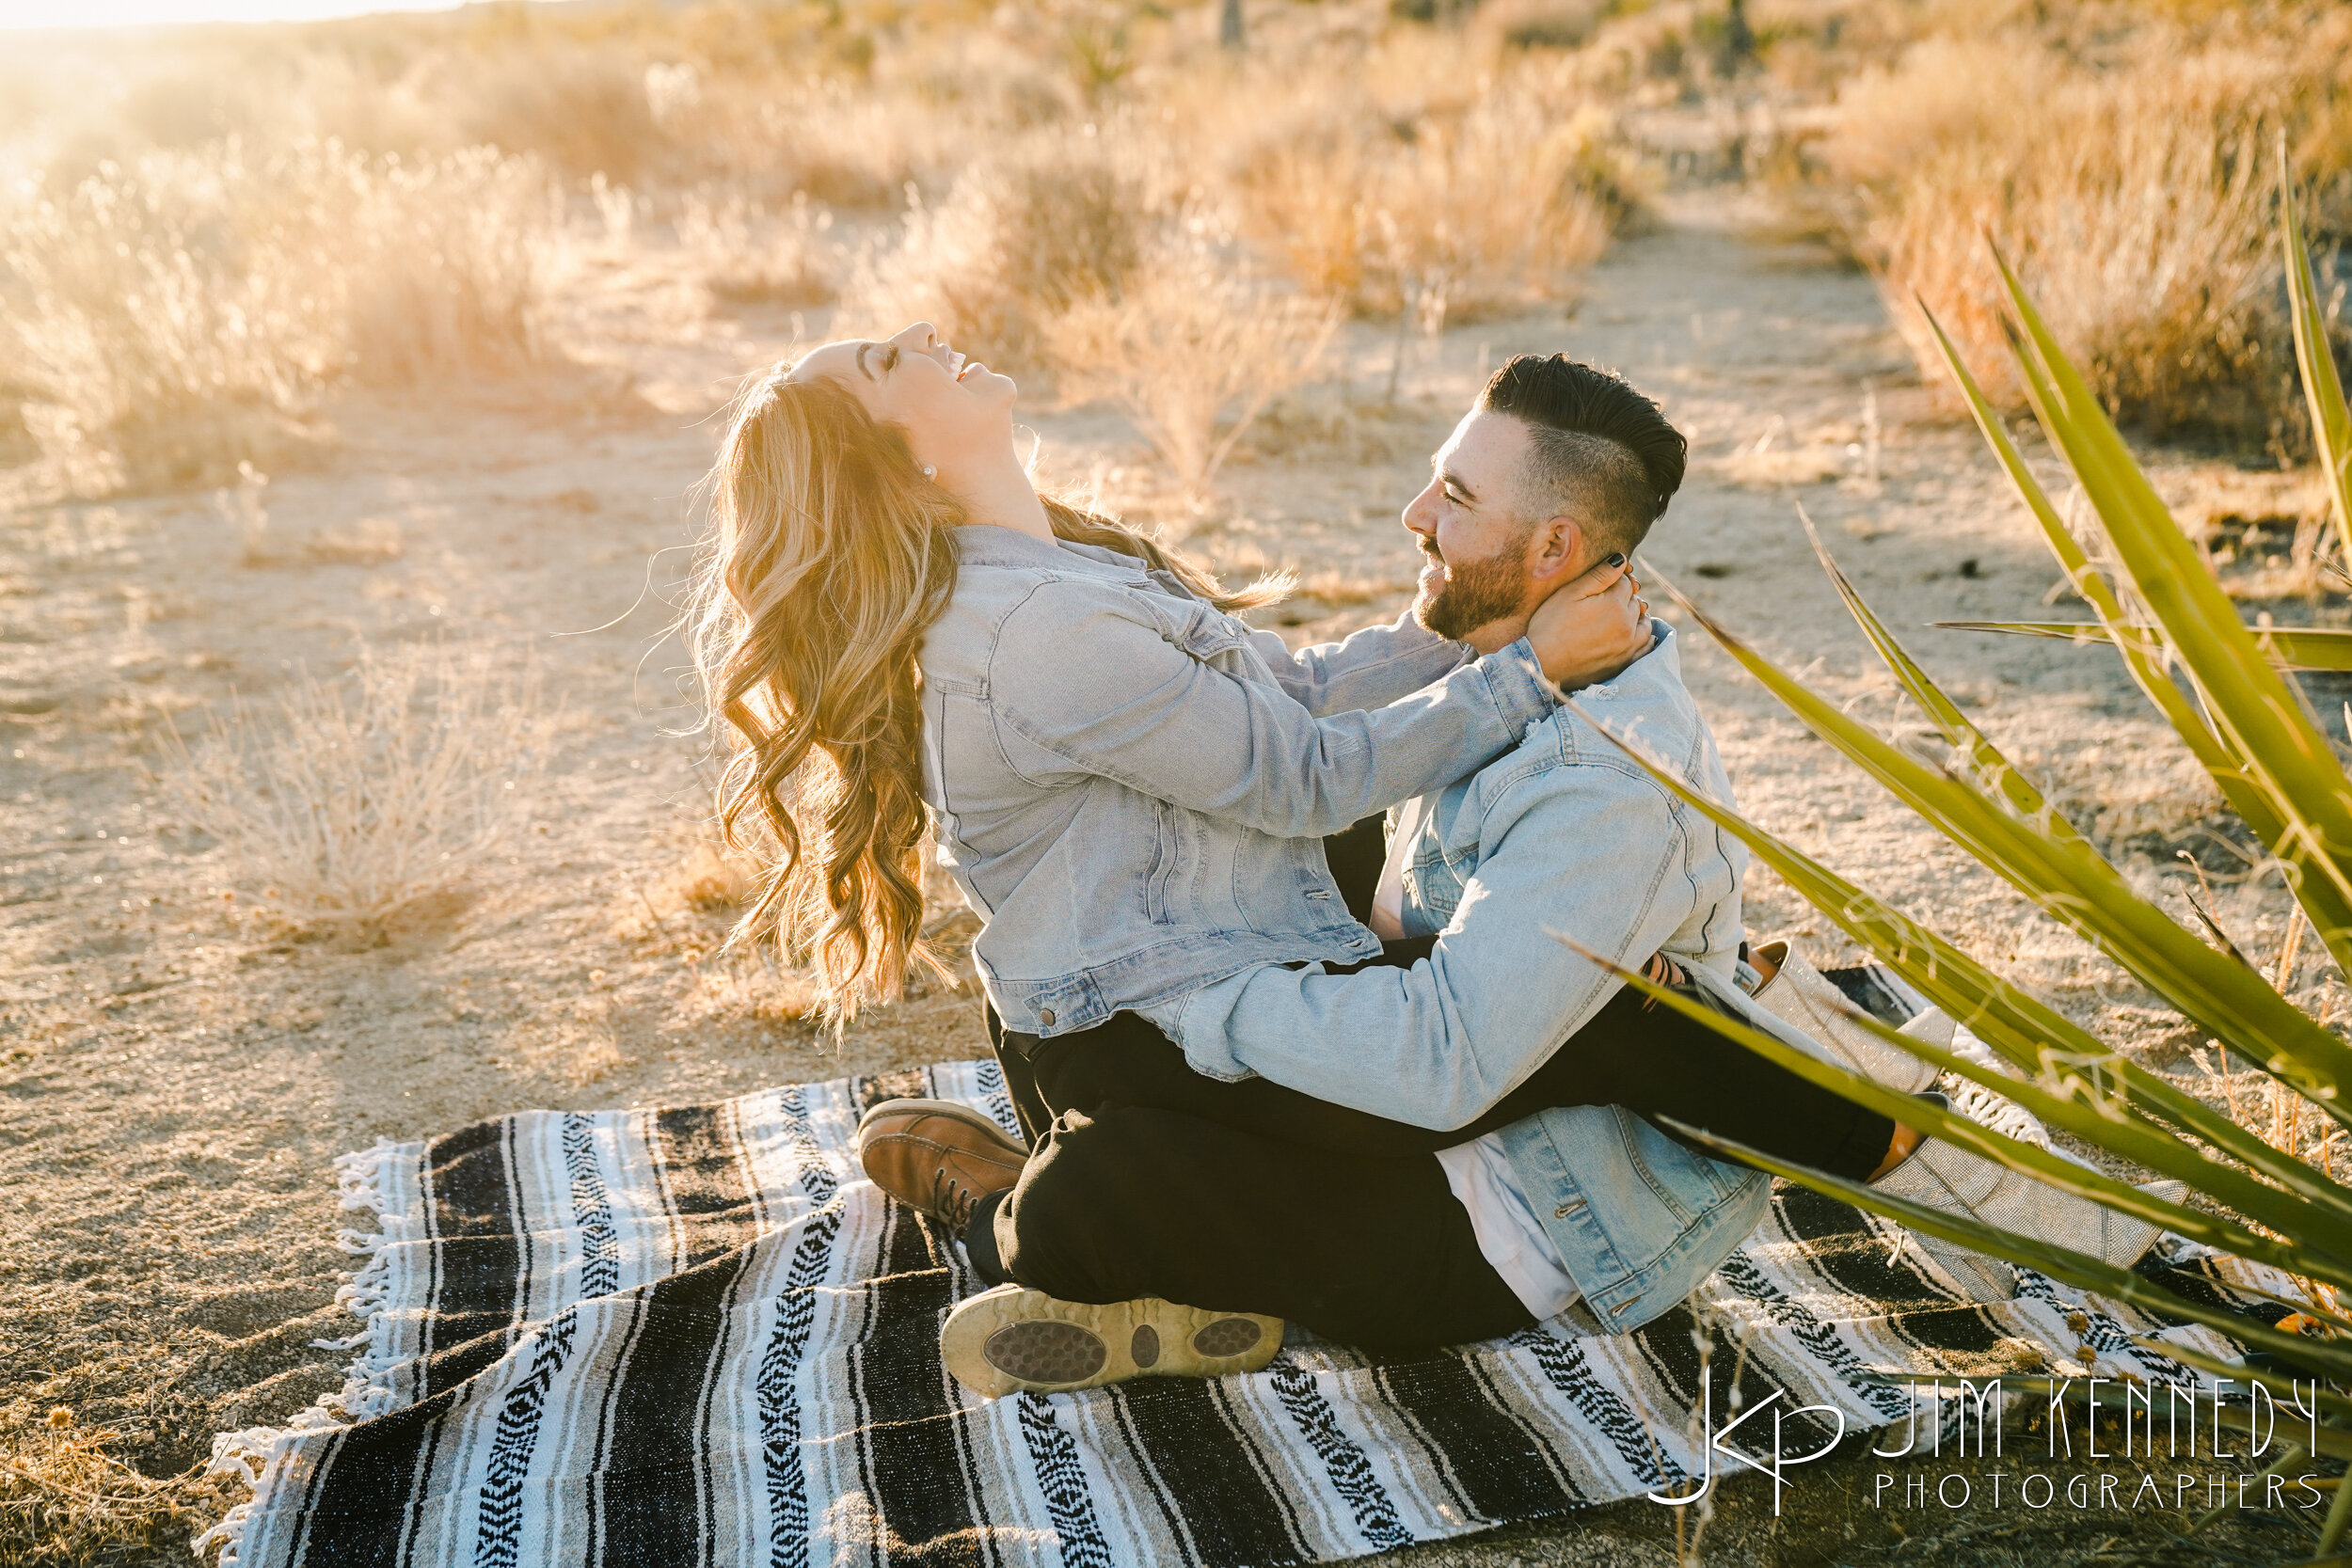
[688, 365, 1286, 1025]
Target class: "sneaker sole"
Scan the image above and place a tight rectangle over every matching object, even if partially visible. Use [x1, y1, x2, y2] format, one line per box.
[941, 1285, 1281, 1400]
[852, 1097, 1029, 1164]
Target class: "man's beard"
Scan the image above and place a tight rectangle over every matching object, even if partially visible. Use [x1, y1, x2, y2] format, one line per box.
[1413, 543, 1528, 641]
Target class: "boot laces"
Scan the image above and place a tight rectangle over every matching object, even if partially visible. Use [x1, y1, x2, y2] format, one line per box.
[927, 1167, 981, 1230]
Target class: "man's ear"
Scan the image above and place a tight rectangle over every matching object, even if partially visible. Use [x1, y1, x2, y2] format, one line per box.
[1527, 516, 1582, 583]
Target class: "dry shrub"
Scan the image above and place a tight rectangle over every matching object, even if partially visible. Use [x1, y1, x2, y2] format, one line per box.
[652, 70, 957, 209]
[675, 189, 841, 308]
[1231, 89, 1617, 326]
[673, 840, 754, 913]
[0, 1408, 239, 1567]
[0, 137, 552, 491]
[1825, 34, 2342, 444]
[1044, 244, 1340, 499]
[437, 42, 666, 183]
[840, 140, 1155, 370]
[166, 641, 555, 943]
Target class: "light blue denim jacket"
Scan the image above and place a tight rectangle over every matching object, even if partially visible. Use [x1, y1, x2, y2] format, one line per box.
[917, 525, 1561, 1037]
[1155, 626, 1792, 1334]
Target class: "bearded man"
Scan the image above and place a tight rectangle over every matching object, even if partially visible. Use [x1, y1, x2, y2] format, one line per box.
[858, 356, 2166, 1397]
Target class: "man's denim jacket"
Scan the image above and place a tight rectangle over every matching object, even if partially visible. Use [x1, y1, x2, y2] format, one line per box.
[919, 525, 1559, 1037]
[1156, 626, 1794, 1335]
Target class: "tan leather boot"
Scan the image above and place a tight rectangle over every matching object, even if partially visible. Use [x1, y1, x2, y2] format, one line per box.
[853, 1098, 1028, 1229]
[941, 1284, 1282, 1399]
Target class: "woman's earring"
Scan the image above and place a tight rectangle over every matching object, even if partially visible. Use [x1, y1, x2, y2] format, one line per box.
[922, 466, 936, 479]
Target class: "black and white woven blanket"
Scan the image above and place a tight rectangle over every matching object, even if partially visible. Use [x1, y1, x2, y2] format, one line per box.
[202, 1054, 2289, 1568]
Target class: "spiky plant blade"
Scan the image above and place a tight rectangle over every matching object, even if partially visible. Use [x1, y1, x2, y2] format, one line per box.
[1988, 304, 2352, 985]
[2282, 141, 2352, 567]
[1590, 944, 2352, 1288]
[1564, 701, 2352, 1231]
[1589, 947, 2352, 1287]
[1650, 575, 2352, 1106]
[1921, 302, 2294, 848]
[1994, 249, 2352, 965]
[2128, 1340, 2352, 1422]
[1664, 1121, 2352, 1384]
[1801, 507, 2077, 835]
[1939, 621, 2352, 673]
[1989, 1375, 2352, 1459]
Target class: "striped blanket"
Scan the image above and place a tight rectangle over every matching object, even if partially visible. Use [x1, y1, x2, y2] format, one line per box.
[202, 1055, 2288, 1568]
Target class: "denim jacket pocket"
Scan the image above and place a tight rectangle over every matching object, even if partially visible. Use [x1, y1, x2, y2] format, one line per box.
[1614, 1106, 1699, 1227]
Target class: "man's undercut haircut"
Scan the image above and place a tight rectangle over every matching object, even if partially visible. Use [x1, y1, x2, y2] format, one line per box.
[1477, 355, 1688, 561]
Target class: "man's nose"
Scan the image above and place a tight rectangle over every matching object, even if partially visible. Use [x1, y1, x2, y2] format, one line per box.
[1401, 484, 1439, 538]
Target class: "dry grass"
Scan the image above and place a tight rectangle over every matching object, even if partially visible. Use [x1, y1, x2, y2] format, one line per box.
[1820, 24, 2352, 445]
[675, 189, 843, 309]
[0, 138, 552, 492]
[840, 138, 1158, 372]
[1, 1409, 237, 1567]
[1044, 244, 1341, 499]
[1229, 83, 1622, 326]
[163, 641, 555, 945]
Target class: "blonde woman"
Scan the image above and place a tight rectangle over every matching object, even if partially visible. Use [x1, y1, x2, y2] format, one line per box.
[688, 322, 1648, 1039]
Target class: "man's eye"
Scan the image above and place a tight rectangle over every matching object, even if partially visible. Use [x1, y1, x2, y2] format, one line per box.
[882, 346, 900, 371]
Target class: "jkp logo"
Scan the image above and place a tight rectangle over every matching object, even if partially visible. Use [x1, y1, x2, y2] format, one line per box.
[1647, 1372, 1845, 1516]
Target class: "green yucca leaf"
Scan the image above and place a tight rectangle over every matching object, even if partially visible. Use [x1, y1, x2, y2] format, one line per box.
[1994, 249, 2352, 952]
[2141, 1340, 2352, 1425]
[2162, 1276, 2352, 1338]
[1661, 1120, 2352, 1385]
[1988, 1375, 2352, 1460]
[2282, 141, 2352, 567]
[1791, 981, 2352, 1282]
[1978, 301, 2352, 987]
[1939, 620, 2352, 673]
[1920, 302, 2296, 850]
[1653, 573, 2352, 1107]
[1565, 702, 2352, 1230]
[1802, 507, 2076, 835]
[1584, 944, 2352, 1291]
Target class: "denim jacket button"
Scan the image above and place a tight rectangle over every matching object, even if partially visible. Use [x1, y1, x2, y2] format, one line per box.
[1040, 1008, 1057, 1026]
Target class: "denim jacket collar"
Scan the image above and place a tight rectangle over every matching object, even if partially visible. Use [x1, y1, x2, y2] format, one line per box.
[951, 523, 1151, 582]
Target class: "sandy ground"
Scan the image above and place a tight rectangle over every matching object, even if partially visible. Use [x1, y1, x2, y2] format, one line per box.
[2, 188, 2334, 1564]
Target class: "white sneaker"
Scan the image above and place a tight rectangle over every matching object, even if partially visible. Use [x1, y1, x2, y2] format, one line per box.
[1748, 939, 1939, 1093]
[1874, 1090, 2174, 1302]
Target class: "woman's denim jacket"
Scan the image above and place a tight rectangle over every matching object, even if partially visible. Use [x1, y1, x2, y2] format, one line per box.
[917, 525, 1559, 1037]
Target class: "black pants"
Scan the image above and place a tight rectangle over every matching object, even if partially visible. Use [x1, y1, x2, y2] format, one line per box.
[982, 1100, 1534, 1351]
[966, 816, 1894, 1348]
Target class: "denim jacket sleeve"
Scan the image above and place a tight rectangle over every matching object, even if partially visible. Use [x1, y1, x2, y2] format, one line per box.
[986, 579, 1557, 840]
[1241, 611, 1472, 716]
[1164, 752, 1706, 1129]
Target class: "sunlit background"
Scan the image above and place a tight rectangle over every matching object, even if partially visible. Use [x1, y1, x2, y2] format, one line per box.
[4, 3, 2351, 1559]
[1, 0, 469, 25]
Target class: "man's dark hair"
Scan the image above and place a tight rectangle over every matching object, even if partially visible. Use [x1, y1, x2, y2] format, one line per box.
[1476, 355, 1688, 560]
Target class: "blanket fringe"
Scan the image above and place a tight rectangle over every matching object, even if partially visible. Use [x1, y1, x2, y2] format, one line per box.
[196, 1138, 420, 1562]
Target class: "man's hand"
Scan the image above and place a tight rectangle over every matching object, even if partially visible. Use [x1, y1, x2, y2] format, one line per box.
[1526, 553, 1652, 689]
